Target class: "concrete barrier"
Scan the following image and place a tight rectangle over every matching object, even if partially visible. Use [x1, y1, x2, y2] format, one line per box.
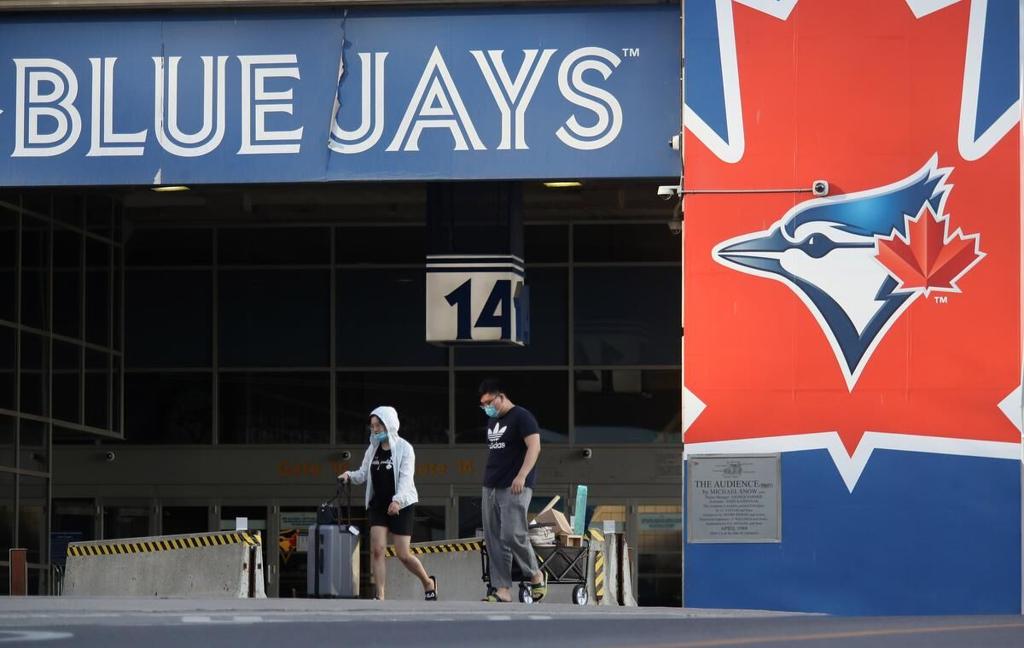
[599, 533, 619, 607]
[64, 531, 266, 598]
[383, 537, 601, 605]
[619, 540, 637, 607]
[384, 538, 486, 601]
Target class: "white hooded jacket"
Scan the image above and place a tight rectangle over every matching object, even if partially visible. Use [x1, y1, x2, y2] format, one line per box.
[346, 406, 419, 511]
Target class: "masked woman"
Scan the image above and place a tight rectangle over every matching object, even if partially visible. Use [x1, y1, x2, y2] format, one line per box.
[339, 406, 438, 601]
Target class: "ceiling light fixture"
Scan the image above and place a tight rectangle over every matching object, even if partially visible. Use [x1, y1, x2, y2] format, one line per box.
[151, 185, 190, 192]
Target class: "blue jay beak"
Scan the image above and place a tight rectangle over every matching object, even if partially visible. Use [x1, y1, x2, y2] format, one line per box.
[714, 228, 790, 272]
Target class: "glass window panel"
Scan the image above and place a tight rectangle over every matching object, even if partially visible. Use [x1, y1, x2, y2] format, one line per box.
[112, 364, 122, 436]
[126, 228, 212, 266]
[52, 340, 81, 425]
[574, 223, 681, 263]
[85, 350, 109, 430]
[454, 268, 567, 366]
[20, 420, 49, 473]
[637, 575, 682, 607]
[413, 505, 446, 543]
[20, 333, 48, 417]
[162, 506, 208, 535]
[219, 271, 329, 367]
[112, 200, 123, 243]
[574, 267, 681, 365]
[219, 227, 330, 265]
[52, 193, 84, 229]
[53, 227, 81, 269]
[525, 224, 568, 263]
[103, 506, 149, 540]
[219, 372, 329, 444]
[278, 505, 315, 598]
[124, 372, 212, 444]
[85, 238, 111, 346]
[28, 567, 46, 595]
[127, 271, 211, 368]
[454, 371, 568, 444]
[336, 226, 425, 264]
[0, 472, 12, 560]
[19, 476, 47, 564]
[21, 219, 49, 330]
[457, 496, 482, 538]
[53, 228, 82, 339]
[21, 193, 50, 219]
[219, 506, 267, 531]
[53, 498, 96, 542]
[113, 247, 122, 352]
[336, 269, 448, 367]
[0, 416, 13, 469]
[53, 270, 81, 339]
[574, 369, 680, 444]
[336, 371, 449, 445]
[85, 194, 114, 236]
[0, 213, 16, 323]
[0, 325, 14, 411]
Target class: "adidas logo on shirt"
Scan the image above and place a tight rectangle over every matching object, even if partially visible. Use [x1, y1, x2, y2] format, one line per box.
[487, 423, 507, 449]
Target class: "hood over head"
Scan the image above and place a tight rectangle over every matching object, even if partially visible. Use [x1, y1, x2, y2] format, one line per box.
[369, 406, 401, 438]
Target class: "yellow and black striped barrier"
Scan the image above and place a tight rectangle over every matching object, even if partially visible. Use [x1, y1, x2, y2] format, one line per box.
[67, 531, 262, 558]
[589, 528, 606, 601]
[385, 540, 482, 557]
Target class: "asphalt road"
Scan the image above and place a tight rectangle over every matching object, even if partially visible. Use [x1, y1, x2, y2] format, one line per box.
[0, 599, 1022, 648]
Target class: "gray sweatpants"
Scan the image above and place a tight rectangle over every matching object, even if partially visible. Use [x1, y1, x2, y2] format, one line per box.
[482, 486, 540, 590]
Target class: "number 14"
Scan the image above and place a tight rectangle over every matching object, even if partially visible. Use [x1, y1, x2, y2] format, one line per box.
[444, 278, 512, 340]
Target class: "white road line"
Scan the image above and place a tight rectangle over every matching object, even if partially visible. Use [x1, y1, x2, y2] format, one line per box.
[486, 615, 512, 621]
[0, 630, 73, 643]
[181, 616, 263, 624]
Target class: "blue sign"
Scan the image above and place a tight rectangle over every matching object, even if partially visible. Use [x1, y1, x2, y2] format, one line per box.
[50, 531, 83, 565]
[0, 7, 680, 186]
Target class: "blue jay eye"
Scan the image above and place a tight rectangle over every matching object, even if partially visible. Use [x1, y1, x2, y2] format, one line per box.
[801, 234, 834, 259]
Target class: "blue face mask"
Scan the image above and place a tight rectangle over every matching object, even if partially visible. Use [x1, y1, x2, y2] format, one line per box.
[372, 431, 389, 443]
[481, 404, 499, 418]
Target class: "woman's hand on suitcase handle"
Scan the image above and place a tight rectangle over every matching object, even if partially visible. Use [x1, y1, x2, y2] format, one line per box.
[337, 472, 350, 484]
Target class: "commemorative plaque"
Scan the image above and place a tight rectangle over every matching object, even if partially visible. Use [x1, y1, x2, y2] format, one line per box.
[686, 454, 781, 543]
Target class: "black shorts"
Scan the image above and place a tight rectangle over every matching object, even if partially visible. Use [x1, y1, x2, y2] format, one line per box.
[368, 503, 415, 536]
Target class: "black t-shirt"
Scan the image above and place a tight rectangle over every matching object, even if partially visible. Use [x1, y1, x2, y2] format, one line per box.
[483, 406, 539, 489]
[369, 445, 395, 508]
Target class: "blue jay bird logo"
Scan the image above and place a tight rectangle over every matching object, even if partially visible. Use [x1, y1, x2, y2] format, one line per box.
[712, 155, 977, 390]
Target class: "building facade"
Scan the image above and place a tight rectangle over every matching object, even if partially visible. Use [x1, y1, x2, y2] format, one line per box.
[0, 1, 686, 604]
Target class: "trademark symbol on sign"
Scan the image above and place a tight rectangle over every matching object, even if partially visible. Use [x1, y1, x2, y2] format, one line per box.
[621, 48, 641, 58]
[933, 295, 949, 304]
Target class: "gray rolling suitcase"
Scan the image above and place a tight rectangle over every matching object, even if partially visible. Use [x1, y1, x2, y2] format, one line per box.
[307, 482, 361, 598]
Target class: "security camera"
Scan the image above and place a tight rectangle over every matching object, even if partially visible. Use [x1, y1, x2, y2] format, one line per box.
[104, 451, 116, 463]
[340, 450, 352, 461]
[657, 185, 681, 201]
[811, 180, 829, 197]
[582, 448, 593, 460]
[668, 133, 681, 151]
[667, 219, 683, 235]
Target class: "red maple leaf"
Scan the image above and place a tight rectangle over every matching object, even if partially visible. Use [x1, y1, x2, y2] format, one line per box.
[875, 204, 983, 293]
